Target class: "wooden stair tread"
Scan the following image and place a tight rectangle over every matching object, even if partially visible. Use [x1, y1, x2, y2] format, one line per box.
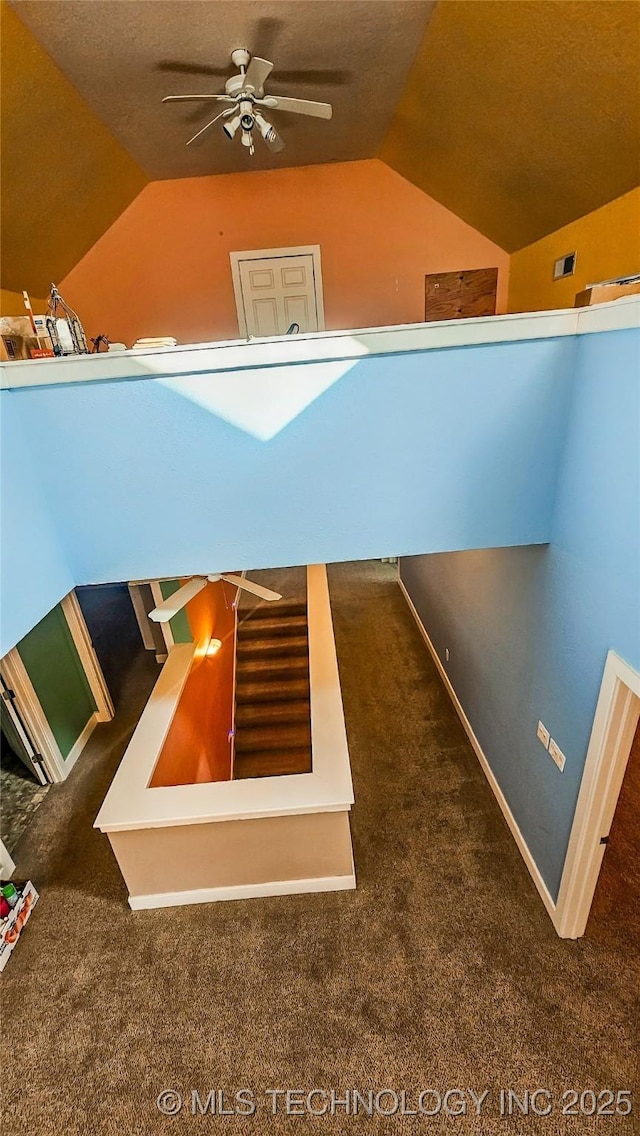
[234, 747, 312, 779]
[234, 721, 311, 753]
[236, 677, 310, 704]
[237, 655, 308, 675]
[237, 636, 309, 658]
[244, 602, 306, 620]
[238, 615, 307, 638]
[236, 700, 310, 728]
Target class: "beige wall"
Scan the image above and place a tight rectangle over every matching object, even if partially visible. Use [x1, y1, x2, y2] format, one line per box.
[108, 810, 354, 901]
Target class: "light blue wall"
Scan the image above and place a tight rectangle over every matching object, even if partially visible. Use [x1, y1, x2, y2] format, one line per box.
[3, 337, 573, 654]
[400, 327, 640, 899]
[0, 393, 75, 657]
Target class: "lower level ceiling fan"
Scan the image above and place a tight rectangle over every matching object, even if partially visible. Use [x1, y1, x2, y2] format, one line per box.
[149, 573, 282, 623]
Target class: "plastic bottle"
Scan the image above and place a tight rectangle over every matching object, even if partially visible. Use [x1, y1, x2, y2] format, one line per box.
[1, 883, 19, 909]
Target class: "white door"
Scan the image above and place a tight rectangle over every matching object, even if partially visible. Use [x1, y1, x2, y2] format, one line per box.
[231, 246, 324, 337]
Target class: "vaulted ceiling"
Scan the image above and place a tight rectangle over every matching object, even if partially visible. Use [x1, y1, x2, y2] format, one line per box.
[2, 0, 639, 295]
[8, 0, 435, 179]
[382, 0, 640, 251]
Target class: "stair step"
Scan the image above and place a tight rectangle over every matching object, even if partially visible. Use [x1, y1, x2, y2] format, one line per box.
[234, 721, 311, 754]
[236, 656, 309, 681]
[236, 699, 310, 728]
[236, 677, 310, 704]
[237, 636, 308, 659]
[234, 747, 312, 779]
[238, 614, 307, 639]
[244, 602, 306, 620]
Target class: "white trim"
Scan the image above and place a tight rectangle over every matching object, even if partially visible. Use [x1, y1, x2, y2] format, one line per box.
[2, 295, 637, 392]
[60, 592, 114, 722]
[62, 711, 100, 775]
[398, 577, 557, 924]
[128, 872, 356, 910]
[94, 565, 354, 832]
[0, 839, 16, 879]
[0, 650, 66, 782]
[555, 651, 640, 939]
[150, 581, 175, 652]
[230, 244, 325, 338]
[128, 583, 156, 650]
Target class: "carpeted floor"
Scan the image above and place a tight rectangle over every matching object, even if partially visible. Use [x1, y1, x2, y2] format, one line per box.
[1, 561, 637, 1135]
[0, 743, 49, 853]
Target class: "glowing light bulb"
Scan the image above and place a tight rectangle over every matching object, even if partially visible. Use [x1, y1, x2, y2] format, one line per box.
[206, 638, 222, 657]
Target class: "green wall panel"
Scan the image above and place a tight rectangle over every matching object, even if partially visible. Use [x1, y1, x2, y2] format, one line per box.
[17, 605, 96, 759]
[159, 580, 193, 644]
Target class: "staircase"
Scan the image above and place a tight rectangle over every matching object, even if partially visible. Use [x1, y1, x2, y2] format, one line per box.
[233, 601, 312, 779]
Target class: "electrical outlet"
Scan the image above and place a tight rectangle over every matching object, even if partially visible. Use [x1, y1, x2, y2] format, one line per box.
[548, 738, 566, 772]
[537, 721, 550, 749]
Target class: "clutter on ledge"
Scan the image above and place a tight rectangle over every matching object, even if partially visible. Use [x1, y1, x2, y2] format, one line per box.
[1, 293, 638, 393]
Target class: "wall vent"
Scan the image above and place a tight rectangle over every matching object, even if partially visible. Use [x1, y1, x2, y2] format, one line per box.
[553, 252, 577, 280]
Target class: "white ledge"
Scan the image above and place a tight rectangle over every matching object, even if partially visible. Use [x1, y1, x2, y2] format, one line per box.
[2, 296, 638, 391]
[94, 565, 353, 832]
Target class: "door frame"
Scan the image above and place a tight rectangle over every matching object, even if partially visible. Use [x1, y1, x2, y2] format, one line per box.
[1, 672, 50, 785]
[555, 650, 640, 938]
[229, 245, 325, 337]
[0, 650, 67, 782]
[0, 592, 114, 784]
[61, 591, 114, 722]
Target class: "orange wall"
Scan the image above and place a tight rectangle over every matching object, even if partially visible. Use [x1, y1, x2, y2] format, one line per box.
[60, 159, 509, 346]
[150, 580, 236, 787]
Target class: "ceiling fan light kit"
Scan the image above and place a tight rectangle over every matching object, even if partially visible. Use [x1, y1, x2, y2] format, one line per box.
[163, 48, 333, 156]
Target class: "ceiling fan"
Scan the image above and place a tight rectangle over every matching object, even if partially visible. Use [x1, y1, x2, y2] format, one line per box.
[149, 572, 282, 623]
[162, 48, 333, 155]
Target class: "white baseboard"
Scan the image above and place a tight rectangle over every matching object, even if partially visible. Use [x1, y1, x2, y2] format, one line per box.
[62, 712, 99, 776]
[128, 873, 357, 910]
[398, 577, 558, 928]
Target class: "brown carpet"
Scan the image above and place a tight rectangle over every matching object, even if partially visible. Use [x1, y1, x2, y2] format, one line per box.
[2, 561, 637, 1134]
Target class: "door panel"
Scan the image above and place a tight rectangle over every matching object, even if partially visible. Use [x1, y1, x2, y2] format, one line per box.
[252, 297, 279, 337]
[236, 253, 320, 336]
[425, 268, 498, 322]
[283, 293, 310, 328]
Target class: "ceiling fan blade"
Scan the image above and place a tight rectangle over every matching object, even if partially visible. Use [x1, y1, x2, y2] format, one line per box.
[162, 94, 233, 103]
[244, 56, 273, 95]
[271, 69, 349, 86]
[219, 574, 282, 602]
[149, 577, 207, 622]
[260, 95, 332, 120]
[186, 108, 234, 146]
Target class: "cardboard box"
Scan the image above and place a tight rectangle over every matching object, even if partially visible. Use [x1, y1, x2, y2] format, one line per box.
[0, 315, 54, 360]
[575, 280, 640, 307]
[0, 881, 39, 972]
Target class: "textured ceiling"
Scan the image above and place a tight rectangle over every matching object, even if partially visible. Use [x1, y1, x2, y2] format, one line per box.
[9, 0, 435, 179]
[0, 5, 147, 296]
[382, 0, 640, 251]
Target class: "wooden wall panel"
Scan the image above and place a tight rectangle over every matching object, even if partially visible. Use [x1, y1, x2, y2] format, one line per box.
[425, 268, 498, 322]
